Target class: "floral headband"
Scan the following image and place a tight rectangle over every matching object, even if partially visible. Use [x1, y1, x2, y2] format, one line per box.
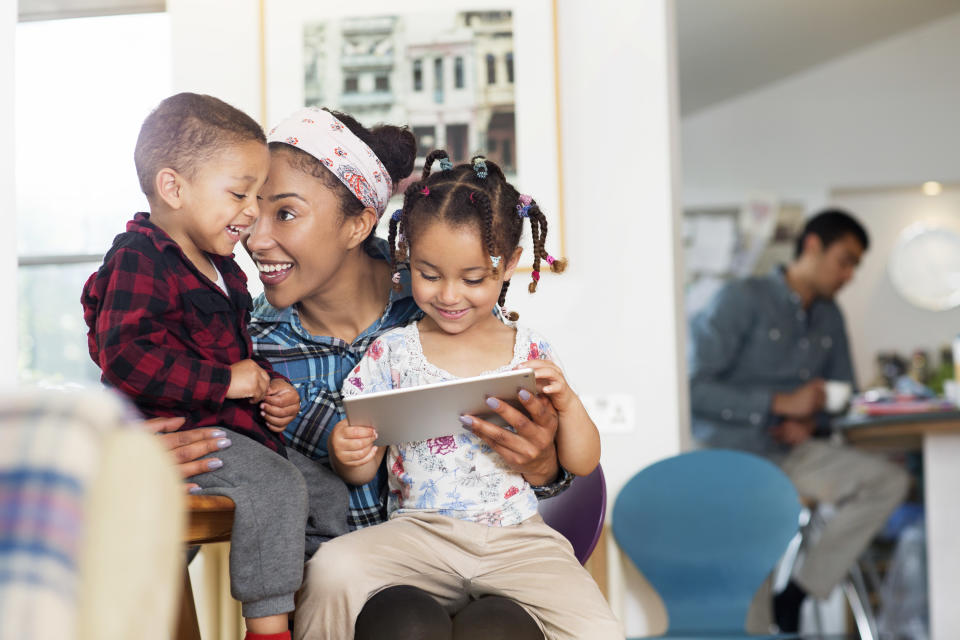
[267, 107, 393, 218]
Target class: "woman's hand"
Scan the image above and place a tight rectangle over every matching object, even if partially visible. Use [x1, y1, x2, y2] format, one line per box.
[460, 388, 560, 487]
[142, 416, 232, 493]
[261, 378, 300, 432]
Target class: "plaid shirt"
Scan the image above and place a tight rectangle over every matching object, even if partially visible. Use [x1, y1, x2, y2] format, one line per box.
[249, 239, 422, 528]
[81, 212, 285, 454]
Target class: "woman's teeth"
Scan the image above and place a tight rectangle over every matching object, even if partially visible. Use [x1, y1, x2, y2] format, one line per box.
[257, 262, 293, 273]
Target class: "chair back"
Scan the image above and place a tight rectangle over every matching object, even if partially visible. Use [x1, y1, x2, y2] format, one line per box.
[539, 464, 606, 565]
[612, 449, 800, 635]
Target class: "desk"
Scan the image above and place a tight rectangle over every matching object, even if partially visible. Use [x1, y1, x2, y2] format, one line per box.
[837, 410, 960, 640]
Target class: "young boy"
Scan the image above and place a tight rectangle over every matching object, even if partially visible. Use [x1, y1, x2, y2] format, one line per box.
[82, 93, 349, 640]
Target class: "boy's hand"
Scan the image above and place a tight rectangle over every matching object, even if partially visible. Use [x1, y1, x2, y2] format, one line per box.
[227, 359, 270, 402]
[261, 379, 300, 432]
[329, 419, 380, 468]
[520, 359, 577, 414]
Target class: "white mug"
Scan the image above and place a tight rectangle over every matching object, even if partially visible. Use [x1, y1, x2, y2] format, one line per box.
[825, 380, 853, 414]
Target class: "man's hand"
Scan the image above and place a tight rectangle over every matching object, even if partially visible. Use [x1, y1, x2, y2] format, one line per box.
[460, 388, 560, 487]
[772, 379, 826, 419]
[143, 416, 231, 493]
[770, 417, 816, 446]
[261, 378, 300, 432]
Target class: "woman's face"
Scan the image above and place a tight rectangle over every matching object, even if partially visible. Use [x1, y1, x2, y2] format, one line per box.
[244, 151, 355, 310]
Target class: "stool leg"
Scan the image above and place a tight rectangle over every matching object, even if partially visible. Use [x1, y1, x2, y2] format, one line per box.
[175, 565, 202, 640]
[843, 562, 879, 640]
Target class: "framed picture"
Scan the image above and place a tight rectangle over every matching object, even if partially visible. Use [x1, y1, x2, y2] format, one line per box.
[262, 0, 565, 261]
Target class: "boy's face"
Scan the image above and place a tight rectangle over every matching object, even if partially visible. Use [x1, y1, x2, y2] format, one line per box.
[177, 140, 270, 258]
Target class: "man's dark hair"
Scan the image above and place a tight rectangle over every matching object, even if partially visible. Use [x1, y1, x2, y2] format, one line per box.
[134, 92, 265, 198]
[794, 208, 869, 258]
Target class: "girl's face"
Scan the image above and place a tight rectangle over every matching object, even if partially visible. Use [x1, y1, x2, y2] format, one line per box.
[244, 151, 357, 310]
[409, 219, 521, 336]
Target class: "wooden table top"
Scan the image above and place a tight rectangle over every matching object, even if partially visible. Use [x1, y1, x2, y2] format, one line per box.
[835, 410, 960, 449]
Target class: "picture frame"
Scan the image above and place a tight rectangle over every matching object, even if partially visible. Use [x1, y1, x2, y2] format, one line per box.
[260, 0, 565, 262]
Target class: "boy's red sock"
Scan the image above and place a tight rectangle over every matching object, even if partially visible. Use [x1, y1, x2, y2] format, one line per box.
[243, 632, 290, 640]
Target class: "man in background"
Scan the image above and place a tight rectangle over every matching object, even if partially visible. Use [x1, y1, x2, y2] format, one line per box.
[688, 209, 909, 632]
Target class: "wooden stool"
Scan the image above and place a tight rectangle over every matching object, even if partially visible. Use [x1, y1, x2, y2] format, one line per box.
[176, 495, 236, 640]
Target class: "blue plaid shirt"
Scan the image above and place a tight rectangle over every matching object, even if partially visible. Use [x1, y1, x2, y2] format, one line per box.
[249, 240, 422, 529]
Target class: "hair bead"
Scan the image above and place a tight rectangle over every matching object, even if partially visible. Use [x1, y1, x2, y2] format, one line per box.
[472, 157, 488, 179]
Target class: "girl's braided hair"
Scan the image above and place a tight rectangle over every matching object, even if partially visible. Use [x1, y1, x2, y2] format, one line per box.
[389, 150, 566, 320]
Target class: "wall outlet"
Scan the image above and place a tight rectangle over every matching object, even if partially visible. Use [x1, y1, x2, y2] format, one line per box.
[581, 393, 636, 434]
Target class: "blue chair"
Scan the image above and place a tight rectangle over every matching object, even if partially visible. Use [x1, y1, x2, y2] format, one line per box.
[612, 449, 801, 639]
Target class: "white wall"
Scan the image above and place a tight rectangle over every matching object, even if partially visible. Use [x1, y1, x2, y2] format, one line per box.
[682, 11, 960, 209]
[2, 2, 16, 387]
[831, 187, 960, 385]
[539, 0, 684, 632]
[167, 2, 686, 635]
[682, 11, 960, 386]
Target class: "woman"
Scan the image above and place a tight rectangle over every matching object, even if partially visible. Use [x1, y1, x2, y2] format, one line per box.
[244, 107, 569, 640]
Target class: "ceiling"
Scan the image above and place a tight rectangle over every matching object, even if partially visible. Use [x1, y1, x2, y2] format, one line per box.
[677, 0, 960, 116]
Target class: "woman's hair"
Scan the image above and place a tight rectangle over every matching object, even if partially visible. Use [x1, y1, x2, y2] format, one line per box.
[270, 109, 416, 250]
[389, 150, 566, 320]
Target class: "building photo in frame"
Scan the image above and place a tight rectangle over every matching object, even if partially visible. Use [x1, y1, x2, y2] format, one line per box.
[264, 0, 565, 261]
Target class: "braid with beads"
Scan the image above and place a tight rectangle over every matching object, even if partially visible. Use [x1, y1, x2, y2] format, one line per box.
[467, 189, 500, 277]
[421, 149, 450, 180]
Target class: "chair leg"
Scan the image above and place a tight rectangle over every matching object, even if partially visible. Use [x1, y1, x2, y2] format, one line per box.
[843, 562, 879, 640]
[175, 566, 202, 640]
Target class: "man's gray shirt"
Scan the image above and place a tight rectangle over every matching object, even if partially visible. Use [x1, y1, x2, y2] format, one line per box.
[688, 267, 856, 456]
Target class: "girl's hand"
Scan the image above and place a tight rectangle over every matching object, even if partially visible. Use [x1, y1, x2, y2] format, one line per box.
[521, 359, 577, 414]
[329, 419, 380, 468]
[260, 378, 300, 432]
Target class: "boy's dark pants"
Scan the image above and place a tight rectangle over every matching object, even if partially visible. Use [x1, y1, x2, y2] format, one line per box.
[188, 429, 350, 618]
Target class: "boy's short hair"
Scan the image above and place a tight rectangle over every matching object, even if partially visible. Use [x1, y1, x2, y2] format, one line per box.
[795, 208, 869, 258]
[134, 92, 265, 197]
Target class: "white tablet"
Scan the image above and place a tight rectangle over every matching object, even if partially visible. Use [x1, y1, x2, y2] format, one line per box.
[343, 368, 537, 446]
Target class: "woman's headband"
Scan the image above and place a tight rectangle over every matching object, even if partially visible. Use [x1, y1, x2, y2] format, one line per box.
[267, 107, 393, 218]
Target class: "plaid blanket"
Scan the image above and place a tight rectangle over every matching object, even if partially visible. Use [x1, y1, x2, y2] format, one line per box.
[0, 389, 136, 640]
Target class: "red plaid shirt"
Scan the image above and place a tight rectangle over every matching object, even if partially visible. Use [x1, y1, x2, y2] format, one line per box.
[81, 213, 285, 453]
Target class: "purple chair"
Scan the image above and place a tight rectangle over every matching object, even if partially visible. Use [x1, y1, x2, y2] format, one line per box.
[539, 464, 606, 565]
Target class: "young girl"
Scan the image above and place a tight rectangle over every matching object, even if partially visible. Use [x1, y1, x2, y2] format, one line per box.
[305, 152, 622, 640]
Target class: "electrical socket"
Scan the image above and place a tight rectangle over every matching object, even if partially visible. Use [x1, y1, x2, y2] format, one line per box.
[581, 393, 636, 434]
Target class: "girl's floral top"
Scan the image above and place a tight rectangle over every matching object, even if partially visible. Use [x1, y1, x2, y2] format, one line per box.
[341, 321, 559, 527]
